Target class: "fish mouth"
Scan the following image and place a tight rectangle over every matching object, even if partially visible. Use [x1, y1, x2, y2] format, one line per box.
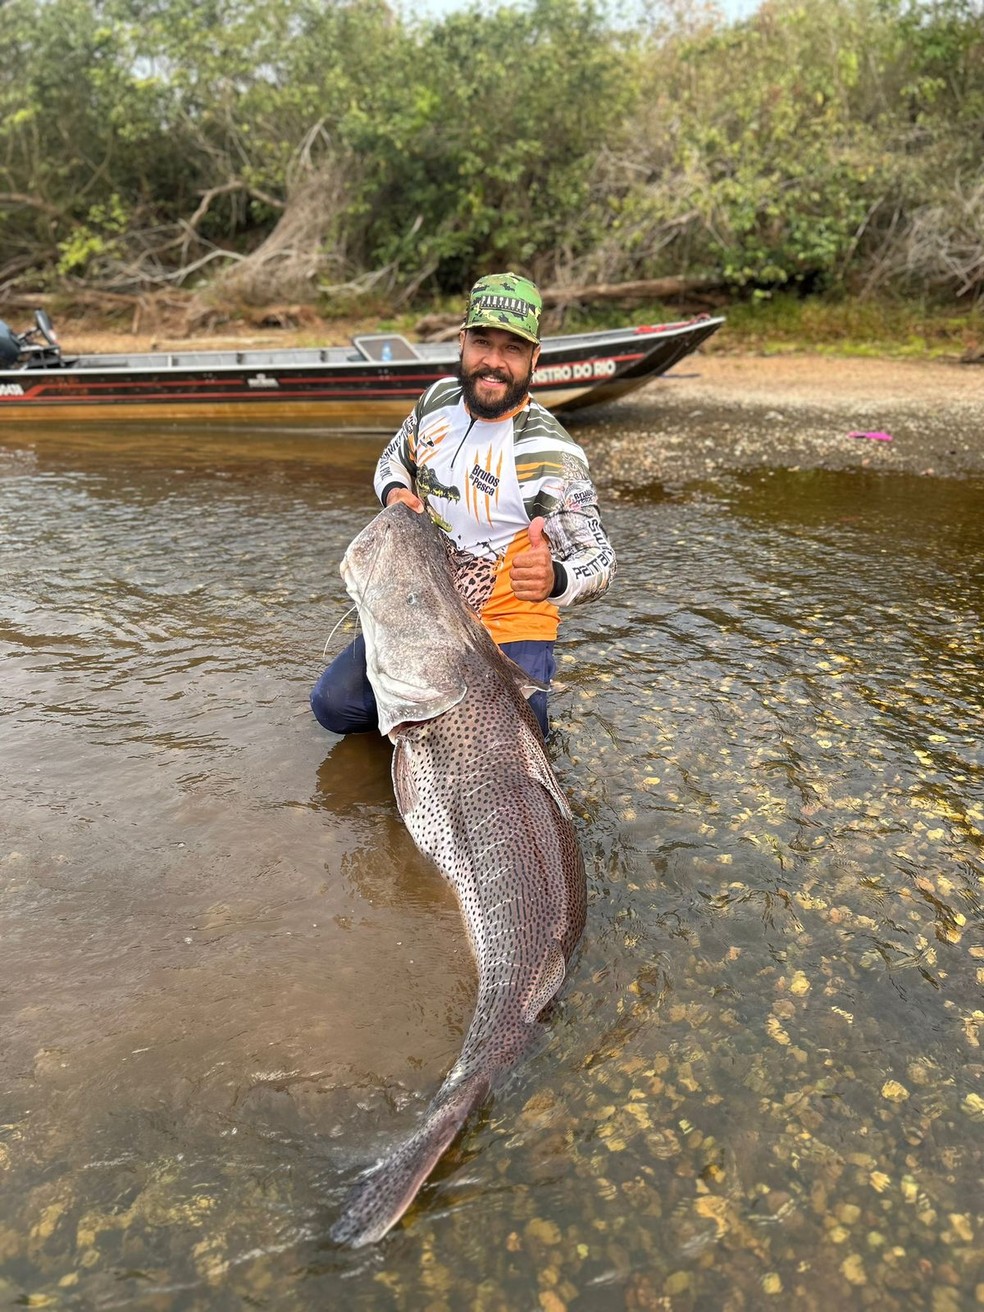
[358, 611, 432, 698]
[368, 664, 431, 702]
[340, 552, 376, 607]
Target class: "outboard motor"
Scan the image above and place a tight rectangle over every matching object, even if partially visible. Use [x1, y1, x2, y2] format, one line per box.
[0, 320, 22, 368]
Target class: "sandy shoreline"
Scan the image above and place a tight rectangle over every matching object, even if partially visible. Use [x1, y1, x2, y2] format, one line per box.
[581, 351, 984, 486]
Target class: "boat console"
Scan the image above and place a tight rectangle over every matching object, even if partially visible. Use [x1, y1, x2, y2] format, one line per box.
[0, 308, 62, 368]
[352, 334, 420, 363]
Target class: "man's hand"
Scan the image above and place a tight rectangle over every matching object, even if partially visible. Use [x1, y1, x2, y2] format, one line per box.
[385, 487, 425, 513]
[510, 516, 554, 602]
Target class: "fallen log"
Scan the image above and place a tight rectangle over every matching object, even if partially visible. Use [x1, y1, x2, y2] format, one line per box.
[0, 288, 142, 313]
[414, 275, 727, 341]
[540, 275, 724, 306]
[414, 312, 461, 341]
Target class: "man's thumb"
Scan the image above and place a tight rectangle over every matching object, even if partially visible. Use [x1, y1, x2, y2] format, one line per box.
[528, 516, 546, 549]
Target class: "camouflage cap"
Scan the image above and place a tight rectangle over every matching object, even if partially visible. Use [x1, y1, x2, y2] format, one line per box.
[463, 272, 542, 345]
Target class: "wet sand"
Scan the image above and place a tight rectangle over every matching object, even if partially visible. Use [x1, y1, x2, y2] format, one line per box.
[585, 353, 984, 487]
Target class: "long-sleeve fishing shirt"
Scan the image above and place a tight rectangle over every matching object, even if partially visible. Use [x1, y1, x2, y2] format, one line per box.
[374, 378, 616, 645]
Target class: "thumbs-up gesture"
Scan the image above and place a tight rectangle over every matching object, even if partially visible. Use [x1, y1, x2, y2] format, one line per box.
[510, 516, 555, 602]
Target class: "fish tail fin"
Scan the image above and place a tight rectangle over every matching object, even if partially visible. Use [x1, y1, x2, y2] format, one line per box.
[329, 1070, 491, 1248]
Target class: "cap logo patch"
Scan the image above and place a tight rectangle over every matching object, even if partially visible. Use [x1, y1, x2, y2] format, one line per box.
[476, 295, 534, 316]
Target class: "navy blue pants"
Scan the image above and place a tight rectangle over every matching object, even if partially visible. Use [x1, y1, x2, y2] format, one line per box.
[310, 635, 555, 737]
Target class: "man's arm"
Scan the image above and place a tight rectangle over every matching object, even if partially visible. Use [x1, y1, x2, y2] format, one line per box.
[512, 410, 616, 606]
[373, 407, 419, 508]
[539, 493, 616, 606]
[509, 495, 616, 605]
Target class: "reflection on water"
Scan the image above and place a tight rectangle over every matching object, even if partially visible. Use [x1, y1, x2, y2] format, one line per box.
[1, 422, 981, 1311]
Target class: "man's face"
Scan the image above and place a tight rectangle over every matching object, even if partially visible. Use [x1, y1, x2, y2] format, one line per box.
[457, 326, 540, 420]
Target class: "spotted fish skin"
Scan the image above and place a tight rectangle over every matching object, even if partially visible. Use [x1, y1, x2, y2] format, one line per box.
[329, 504, 586, 1248]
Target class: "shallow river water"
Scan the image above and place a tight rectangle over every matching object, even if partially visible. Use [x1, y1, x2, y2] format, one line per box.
[1, 413, 982, 1312]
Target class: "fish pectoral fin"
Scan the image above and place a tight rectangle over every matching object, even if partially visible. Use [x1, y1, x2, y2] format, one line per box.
[523, 944, 567, 1022]
[495, 647, 548, 699]
[374, 681, 468, 737]
[392, 741, 419, 816]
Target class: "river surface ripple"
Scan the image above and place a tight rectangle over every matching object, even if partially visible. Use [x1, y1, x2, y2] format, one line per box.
[0, 423, 982, 1311]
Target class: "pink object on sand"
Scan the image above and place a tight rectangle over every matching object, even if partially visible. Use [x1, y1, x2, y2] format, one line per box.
[848, 430, 894, 442]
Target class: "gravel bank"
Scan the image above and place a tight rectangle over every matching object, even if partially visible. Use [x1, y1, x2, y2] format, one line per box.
[580, 353, 984, 488]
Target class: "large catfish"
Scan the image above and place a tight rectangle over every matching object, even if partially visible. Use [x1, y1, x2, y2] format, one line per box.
[329, 503, 586, 1247]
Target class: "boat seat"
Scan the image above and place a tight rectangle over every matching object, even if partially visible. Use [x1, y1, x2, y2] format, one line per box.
[353, 334, 420, 363]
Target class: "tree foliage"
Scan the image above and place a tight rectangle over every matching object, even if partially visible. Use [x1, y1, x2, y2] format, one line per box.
[585, 0, 983, 294]
[0, 0, 981, 304]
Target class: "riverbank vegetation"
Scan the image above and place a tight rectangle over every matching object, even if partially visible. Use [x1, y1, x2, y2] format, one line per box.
[1, 0, 981, 349]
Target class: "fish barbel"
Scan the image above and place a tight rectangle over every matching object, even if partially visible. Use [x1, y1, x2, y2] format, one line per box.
[329, 504, 586, 1247]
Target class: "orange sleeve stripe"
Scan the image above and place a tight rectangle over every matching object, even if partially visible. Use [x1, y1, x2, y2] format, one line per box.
[515, 458, 565, 476]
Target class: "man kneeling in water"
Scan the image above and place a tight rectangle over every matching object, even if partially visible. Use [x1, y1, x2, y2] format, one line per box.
[310, 272, 616, 738]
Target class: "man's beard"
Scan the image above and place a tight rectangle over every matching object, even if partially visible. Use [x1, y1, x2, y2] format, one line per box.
[457, 359, 533, 420]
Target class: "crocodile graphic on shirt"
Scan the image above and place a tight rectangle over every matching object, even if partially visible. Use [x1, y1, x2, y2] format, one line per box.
[416, 463, 462, 505]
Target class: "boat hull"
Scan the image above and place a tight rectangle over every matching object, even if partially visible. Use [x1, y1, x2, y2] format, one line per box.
[0, 316, 724, 430]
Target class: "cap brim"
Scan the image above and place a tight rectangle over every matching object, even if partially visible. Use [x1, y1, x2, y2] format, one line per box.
[463, 312, 539, 345]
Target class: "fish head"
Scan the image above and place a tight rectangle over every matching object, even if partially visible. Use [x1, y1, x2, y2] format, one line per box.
[341, 504, 481, 736]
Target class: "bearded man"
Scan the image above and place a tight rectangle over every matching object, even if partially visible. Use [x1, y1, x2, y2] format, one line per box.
[310, 272, 617, 738]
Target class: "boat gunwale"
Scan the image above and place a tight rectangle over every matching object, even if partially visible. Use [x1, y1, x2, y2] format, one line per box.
[0, 317, 725, 380]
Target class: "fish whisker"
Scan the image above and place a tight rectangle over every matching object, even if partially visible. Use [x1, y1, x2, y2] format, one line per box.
[323, 605, 359, 657]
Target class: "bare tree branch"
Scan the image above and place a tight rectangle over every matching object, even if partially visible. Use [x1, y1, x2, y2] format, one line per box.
[0, 192, 68, 220]
[185, 181, 285, 237]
